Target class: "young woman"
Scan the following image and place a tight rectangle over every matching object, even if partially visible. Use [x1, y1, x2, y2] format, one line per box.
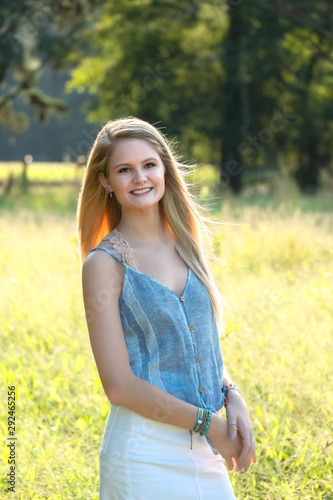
[77, 117, 256, 499]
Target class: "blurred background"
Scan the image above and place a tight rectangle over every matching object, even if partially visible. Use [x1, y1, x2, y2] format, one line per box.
[1, 2, 332, 499]
[1, 0, 333, 197]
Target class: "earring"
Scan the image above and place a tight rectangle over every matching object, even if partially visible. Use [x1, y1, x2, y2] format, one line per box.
[107, 189, 113, 198]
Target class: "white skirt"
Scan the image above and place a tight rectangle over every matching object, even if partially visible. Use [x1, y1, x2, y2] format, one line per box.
[99, 404, 236, 500]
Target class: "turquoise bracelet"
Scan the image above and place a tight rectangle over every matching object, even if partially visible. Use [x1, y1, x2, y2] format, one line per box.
[199, 410, 212, 436]
[192, 408, 205, 433]
[192, 408, 212, 436]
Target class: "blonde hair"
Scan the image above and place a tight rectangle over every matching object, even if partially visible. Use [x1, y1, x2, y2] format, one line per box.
[76, 117, 227, 333]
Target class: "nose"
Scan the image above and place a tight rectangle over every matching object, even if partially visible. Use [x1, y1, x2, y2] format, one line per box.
[133, 167, 147, 184]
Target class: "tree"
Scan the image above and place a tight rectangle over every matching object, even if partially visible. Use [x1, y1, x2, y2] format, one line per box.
[68, 0, 291, 194]
[67, 0, 333, 193]
[0, 0, 102, 132]
[276, 2, 333, 192]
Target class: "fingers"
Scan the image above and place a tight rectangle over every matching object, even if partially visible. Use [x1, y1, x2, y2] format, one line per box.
[225, 399, 256, 472]
[250, 436, 256, 464]
[235, 437, 256, 472]
[235, 441, 252, 472]
[226, 408, 238, 440]
[224, 456, 234, 472]
[227, 421, 238, 440]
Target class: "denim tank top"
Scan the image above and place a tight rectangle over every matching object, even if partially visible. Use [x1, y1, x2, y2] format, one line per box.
[88, 238, 225, 414]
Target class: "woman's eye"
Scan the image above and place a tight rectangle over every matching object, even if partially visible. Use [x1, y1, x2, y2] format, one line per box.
[118, 163, 155, 173]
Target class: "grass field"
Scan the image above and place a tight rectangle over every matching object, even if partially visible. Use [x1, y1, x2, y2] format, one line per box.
[1, 166, 332, 499]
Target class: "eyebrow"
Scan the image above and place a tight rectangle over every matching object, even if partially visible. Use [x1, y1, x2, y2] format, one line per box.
[114, 157, 159, 169]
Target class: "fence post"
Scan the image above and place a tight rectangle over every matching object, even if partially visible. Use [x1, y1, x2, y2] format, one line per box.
[21, 154, 33, 191]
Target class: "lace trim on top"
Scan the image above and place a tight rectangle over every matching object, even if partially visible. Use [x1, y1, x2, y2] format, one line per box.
[104, 228, 140, 271]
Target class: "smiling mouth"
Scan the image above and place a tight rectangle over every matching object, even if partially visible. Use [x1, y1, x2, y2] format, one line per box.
[130, 187, 153, 195]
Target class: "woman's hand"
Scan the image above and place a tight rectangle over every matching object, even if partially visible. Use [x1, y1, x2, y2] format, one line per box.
[225, 390, 256, 472]
[206, 414, 242, 471]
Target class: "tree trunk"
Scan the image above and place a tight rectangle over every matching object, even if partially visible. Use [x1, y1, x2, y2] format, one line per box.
[295, 126, 320, 193]
[294, 52, 321, 193]
[220, 6, 245, 195]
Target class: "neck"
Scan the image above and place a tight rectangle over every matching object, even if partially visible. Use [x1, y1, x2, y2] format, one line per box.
[116, 206, 168, 246]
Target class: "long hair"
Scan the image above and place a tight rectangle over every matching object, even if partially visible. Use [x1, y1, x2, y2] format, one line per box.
[76, 117, 227, 333]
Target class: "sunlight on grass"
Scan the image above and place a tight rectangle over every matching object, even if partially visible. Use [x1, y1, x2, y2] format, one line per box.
[211, 203, 333, 499]
[1, 169, 332, 499]
[0, 162, 81, 182]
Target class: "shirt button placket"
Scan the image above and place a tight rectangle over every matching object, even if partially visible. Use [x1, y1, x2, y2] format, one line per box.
[180, 294, 202, 394]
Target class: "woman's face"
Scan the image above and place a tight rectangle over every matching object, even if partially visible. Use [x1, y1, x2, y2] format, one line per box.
[100, 138, 166, 211]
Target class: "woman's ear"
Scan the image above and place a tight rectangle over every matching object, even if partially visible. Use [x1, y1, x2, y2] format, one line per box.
[99, 173, 107, 189]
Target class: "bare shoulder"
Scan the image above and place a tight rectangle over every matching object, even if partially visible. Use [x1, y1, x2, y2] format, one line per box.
[82, 247, 117, 275]
[82, 248, 125, 300]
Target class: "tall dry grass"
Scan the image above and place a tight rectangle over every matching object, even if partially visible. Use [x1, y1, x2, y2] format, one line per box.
[1, 171, 332, 499]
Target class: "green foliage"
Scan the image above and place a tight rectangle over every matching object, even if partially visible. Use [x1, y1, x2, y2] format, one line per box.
[67, 0, 227, 137]
[67, 0, 333, 194]
[3, 1, 333, 192]
[0, 0, 102, 132]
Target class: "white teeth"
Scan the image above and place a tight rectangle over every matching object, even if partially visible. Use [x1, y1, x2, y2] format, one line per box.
[131, 188, 152, 194]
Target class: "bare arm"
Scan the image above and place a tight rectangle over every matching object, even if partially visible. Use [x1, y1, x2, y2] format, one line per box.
[82, 251, 241, 468]
[223, 364, 234, 387]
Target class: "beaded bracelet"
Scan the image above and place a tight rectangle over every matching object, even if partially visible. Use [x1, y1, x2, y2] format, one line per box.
[192, 408, 213, 436]
[199, 410, 212, 436]
[192, 408, 205, 433]
[222, 383, 244, 408]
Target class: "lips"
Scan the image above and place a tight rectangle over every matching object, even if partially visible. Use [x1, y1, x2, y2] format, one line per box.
[130, 187, 153, 195]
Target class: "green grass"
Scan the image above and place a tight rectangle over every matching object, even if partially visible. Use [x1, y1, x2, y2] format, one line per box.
[0, 162, 81, 182]
[1, 165, 332, 499]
